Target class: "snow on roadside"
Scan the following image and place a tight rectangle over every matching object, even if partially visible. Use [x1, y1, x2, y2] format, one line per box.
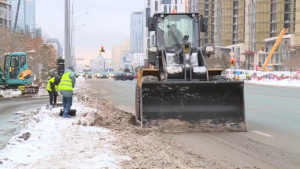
[246, 79, 300, 88]
[0, 90, 22, 98]
[0, 99, 130, 169]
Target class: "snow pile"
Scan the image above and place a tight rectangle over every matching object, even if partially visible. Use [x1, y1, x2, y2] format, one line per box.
[246, 79, 300, 88]
[82, 97, 226, 169]
[73, 76, 87, 95]
[0, 100, 130, 168]
[0, 89, 22, 98]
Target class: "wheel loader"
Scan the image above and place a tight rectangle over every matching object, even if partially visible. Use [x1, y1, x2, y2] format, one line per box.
[136, 12, 246, 132]
[0, 52, 39, 95]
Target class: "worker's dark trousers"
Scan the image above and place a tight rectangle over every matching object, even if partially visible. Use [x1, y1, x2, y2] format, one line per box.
[47, 90, 57, 105]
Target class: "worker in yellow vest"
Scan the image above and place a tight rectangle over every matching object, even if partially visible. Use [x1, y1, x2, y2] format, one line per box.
[47, 75, 61, 107]
[58, 66, 76, 118]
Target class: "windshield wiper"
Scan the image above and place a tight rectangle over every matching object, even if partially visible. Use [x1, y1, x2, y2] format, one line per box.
[167, 25, 180, 46]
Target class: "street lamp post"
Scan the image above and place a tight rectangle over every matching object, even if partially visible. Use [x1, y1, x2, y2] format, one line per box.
[70, 0, 89, 69]
[64, 0, 70, 69]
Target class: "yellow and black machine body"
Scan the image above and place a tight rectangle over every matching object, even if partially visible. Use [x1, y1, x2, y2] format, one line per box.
[135, 13, 246, 132]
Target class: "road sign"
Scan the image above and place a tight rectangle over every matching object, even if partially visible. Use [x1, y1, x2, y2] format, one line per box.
[236, 71, 240, 76]
[230, 52, 234, 56]
[268, 65, 272, 70]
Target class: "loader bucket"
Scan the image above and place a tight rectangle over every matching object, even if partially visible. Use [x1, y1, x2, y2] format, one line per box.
[140, 81, 247, 132]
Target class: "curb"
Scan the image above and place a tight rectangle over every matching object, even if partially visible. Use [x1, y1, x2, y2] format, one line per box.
[0, 95, 49, 100]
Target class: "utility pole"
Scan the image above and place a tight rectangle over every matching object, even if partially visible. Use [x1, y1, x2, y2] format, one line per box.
[64, 0, 70, 69]
[13, 0, 21, 33]
[24, 0, 26, 33]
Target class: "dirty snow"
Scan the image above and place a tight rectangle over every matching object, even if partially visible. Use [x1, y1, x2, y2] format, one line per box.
[0, 100, 129, 169]
[0, 90, 22, 98]
[246, 79, 300, 88]
[194, 66, 207, 73]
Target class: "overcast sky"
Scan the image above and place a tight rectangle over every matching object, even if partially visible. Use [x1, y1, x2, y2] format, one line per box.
[36, 0, 143, 65]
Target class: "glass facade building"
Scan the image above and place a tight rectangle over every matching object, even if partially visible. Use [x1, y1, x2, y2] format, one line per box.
[7, 0, 35, 33]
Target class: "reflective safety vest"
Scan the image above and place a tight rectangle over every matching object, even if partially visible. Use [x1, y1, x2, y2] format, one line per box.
[58, 72, 73, 91]
[47, 77, 55, 92]
[47, 77, 59, 92]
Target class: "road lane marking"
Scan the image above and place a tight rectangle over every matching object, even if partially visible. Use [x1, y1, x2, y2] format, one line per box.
[294, 111, 300, 114]
[251, 130, 274, 138]
[246, 94, 300, 102]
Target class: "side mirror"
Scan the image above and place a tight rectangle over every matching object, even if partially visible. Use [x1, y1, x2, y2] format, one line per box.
[148, 47, 157, 66]
[200, 16, 208, 32]
[148, 17, 156, 31]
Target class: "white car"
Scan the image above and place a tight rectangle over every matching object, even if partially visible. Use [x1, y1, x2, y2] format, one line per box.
[225, 69, 248, 81]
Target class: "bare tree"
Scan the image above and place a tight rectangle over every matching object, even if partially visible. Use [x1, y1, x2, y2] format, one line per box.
[282, 55, 300, 72]
[0, 28, 58, 82]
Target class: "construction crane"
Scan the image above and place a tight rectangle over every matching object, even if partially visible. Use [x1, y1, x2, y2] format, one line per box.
[260, 28, 288, 71]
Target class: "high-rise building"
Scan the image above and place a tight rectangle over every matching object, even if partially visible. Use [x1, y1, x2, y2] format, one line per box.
[7, 0, 35, 33]
[34, 27, 42, 38]
[112, 45, 122, 71]
[199, 0, 299, 71]
[130, 11, 144, 53]
[112, 39, 131, 71]
[0, 1, 13, 29]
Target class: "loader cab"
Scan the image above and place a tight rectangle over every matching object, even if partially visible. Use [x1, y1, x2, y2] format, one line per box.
[148, 13, 214, 81]
[2, 52, 32, 86]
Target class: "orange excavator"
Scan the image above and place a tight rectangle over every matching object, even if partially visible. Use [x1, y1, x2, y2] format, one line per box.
[259, 28, 288, 71]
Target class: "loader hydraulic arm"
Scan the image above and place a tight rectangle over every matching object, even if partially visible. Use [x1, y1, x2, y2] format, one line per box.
[263, 28, 288, 68]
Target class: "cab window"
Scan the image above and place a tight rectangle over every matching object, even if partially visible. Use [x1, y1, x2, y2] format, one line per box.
[10, 55, 19, 67]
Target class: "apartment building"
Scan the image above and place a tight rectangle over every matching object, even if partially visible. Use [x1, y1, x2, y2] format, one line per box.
[0, 1, 13, 29]
[200, 0, 299, 70]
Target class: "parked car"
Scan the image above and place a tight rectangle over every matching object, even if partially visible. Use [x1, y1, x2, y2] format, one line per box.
[124, 73, 134, 80]
[114, 73, 125, 80]
[225, 69, 248, 81]
[114, 72, 134, 81]
[86, 72, 93, 78]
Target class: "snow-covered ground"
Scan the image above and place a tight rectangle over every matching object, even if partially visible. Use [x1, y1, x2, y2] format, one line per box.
[0, 90, 22, 98]
[0, 98, 130, 169]
[0, 75, 131, 169]
[246, 79, 300, 88]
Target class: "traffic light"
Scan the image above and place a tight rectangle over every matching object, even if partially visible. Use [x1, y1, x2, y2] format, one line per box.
[100, 46, 105, 53]
[230, 57, 235, 66]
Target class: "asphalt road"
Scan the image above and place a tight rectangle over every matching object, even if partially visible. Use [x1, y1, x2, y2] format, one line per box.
[0, 98, 48, 149]
[88, 78, 300, 169]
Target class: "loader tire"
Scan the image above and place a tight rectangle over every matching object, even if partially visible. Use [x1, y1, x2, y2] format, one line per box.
[135, 83, 141, 122]
[210, 75, 227, 81]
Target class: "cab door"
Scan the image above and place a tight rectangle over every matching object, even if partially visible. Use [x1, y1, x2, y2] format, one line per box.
[8, 55, 20, 80]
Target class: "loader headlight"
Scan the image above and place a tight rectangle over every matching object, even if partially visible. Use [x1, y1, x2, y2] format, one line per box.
[205, 46, 214, 52]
